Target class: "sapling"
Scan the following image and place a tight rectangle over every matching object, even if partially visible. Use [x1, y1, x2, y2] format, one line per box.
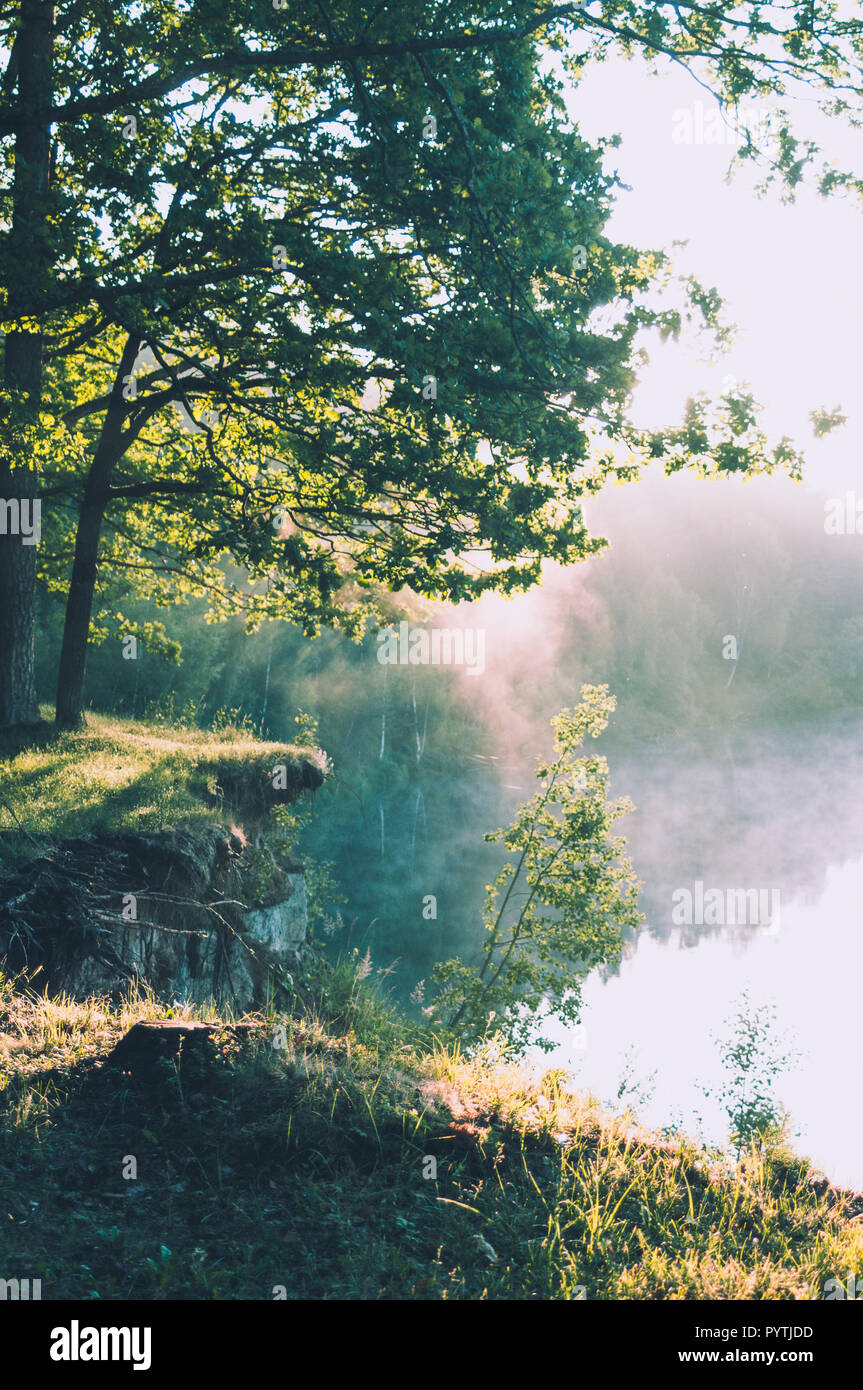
[432, 685, 642, 1052]
[702, 992, 799, 1156]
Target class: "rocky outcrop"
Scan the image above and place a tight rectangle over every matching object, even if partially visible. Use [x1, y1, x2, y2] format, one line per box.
[0, 824, 311, 1010]
[198, 749, 326, 826]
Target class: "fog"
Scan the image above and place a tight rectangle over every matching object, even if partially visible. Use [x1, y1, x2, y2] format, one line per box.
[302, 468, 863, 1182]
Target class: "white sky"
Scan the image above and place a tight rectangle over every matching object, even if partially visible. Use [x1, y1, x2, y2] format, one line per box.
[568, 54, 863, 494]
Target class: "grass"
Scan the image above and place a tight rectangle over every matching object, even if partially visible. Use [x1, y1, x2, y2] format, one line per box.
[0, 961, 860, 1301]
[0, 709, 326, 869]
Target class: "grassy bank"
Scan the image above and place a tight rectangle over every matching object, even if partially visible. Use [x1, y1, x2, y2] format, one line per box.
[0, 709, 325, 869]
[0, 962, 860, 1300]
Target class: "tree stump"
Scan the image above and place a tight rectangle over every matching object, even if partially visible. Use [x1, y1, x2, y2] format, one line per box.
[102, 1019, 266, 1076]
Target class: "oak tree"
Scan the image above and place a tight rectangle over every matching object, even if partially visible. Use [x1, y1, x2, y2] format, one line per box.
[1, 1, 861, 729]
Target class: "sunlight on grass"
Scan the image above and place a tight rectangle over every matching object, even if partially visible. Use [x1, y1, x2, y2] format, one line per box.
[0, 961, 861, 1299]
[0, 711, 322, 864]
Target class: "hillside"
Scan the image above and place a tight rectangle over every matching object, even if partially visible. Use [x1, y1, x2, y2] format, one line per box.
[0, 711, 327, 870]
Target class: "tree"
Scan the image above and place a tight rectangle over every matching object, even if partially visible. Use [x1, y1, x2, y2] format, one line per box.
[430, 685, 641, 1052]
[2, 2, 862, 731]
[0, 0, 54, 727]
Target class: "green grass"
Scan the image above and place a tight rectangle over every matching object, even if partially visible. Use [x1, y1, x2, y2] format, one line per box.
[0, 710, 325, 868]
[0, 961, 860, 1301]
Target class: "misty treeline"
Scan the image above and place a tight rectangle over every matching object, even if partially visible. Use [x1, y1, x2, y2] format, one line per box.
[525, 470, 863, 737]
[37, 469, 863, 756]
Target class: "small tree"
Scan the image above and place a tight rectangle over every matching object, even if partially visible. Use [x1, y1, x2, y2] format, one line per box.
[431, 684, 641, 1052]
[702, 993, 799, 1156]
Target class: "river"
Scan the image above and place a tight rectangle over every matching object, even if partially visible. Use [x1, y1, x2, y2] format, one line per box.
[313, 715, 863, 1189]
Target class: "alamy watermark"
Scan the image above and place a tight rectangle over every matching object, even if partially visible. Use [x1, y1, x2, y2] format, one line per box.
[671, 880, 780, 934]
[824, 492, 863, 535]
[672, 101, 777, 147]
[0, 497, 40, 545]
[49, 1321, 151, 1371]
[824, 1272, 863, 1300]
[376, 621, 485, 676]
[0, 1277, 41, 1300]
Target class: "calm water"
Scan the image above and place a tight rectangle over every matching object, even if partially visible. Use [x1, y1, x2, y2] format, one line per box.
[542, 862, 862, 1186]
[542, 723, 863, 1188]
[315, 717, 863, 1188]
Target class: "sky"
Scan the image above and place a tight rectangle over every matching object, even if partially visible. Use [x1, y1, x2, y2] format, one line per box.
[566, 51, 863, 496]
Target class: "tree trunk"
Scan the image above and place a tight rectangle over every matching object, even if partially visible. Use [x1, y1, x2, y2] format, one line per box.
[54, 337, 139, 730]
[0, 0, 54, 729]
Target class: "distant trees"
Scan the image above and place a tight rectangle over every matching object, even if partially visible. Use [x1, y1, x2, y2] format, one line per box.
[47, 468, 863, 743]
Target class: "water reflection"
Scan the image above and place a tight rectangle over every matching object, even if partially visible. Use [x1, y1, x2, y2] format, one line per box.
[311, 718, 863, 1187]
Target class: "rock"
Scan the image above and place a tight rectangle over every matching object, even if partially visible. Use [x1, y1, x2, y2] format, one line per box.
[0, 827, 310, 1010]
[244, 879, 307, 953]
[199, 752, 327, 832]
[105, 1020, 218, 1074]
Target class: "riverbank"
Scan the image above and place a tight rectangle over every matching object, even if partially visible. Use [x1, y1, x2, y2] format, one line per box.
[1, 713, 860, 1299]
[0, 961, 860, 1299]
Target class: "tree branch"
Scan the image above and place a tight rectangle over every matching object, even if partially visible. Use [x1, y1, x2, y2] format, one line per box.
[0, 8, 583, 135]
